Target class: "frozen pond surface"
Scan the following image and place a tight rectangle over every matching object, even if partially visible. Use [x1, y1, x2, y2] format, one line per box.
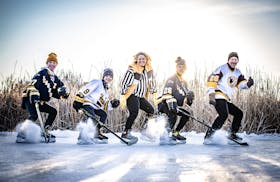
[0, 131, 280, 182]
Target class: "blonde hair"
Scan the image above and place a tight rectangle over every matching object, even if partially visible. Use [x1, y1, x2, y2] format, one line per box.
[133, 52, 151, 63]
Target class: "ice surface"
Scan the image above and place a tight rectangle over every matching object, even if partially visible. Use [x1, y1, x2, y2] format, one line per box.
[1, 128, 280, 182]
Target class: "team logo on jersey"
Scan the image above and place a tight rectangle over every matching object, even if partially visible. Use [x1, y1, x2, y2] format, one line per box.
[177, 86, 185, 96]
[227, 76, 237, 88]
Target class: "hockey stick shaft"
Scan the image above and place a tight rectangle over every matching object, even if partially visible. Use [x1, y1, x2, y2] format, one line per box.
[35, 102, 48, 143]
[177, 107, 212, 129]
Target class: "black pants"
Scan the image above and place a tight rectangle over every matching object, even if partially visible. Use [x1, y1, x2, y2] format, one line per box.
[125, 95, 154, 130]
[158, 103, 190, 132]
[212, 99, 243, 133]
[82, 105, 107, 129]
[24, 100, 57, 127]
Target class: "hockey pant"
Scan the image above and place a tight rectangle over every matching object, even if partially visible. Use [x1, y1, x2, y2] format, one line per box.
[212, 99, 243, 133]
[23, 99, 57, 127]
[158, 102, 190, 132]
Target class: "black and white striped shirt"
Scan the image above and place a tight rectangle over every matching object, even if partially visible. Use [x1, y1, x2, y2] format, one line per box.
[121, 68, 156, 98]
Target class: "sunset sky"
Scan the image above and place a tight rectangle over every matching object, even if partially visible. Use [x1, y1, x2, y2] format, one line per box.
[0, 0, 280, 82]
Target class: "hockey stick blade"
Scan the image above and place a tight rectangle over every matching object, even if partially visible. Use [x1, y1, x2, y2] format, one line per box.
[94, 119, 137, 146]
[228, 138, 248, 146]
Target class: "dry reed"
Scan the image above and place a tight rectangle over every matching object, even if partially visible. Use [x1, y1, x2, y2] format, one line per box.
[0, 66, 279, 134]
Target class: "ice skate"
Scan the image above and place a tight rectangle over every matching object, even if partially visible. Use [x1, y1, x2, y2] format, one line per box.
[172, 131, 186, 144]
[41, 126, 56, 143]
[159, 135, 177, 145]
[227, 132, 242, 141]
[203, 128, 215, 145]
[16, 131, 26, 143]
[121, 130, 138, 145]
[93, 130, 108, 144]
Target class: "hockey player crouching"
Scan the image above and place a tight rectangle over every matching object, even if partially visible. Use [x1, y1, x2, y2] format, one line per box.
[158, 57, 195, 144]
[17, 52, 69, 143]
[204, 52, 254, 143]
[73, 68, 120, 144]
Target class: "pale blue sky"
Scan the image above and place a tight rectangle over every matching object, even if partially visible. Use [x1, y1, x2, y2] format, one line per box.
[0, 0, 280, 82]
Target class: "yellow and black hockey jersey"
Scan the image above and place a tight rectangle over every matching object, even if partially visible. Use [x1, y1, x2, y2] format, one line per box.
[23, 67, 64, 102]
[207, 63, 249, 100]
[75, 79, 113, 111]
[161, 74, 189, 106]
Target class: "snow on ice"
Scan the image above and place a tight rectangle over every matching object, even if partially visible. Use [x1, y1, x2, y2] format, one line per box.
[0, 119, 280, 182]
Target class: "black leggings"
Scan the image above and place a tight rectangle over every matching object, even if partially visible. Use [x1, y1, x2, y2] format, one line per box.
[24, 101, 57, 127]
[125, 95, 154, 130]
[158, 103, 189, 132]
[212, 99, 243, 133]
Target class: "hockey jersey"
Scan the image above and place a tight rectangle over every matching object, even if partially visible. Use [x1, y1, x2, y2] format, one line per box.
[207, 63, 249, 100]
[23, 67, 64, 102]
[76, 79, 113, 111]
[162, 74, 189, 106]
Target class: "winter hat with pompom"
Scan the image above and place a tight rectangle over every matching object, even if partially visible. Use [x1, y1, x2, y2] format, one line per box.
[46, 52, 58, 64]
[175, 56, 186, 66]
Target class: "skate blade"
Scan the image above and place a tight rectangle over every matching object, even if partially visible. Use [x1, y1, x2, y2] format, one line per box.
[159, 138, 177, 145]
[93, 138, 108, 144]
[40, 137, 56, 143]
[16, 137, 27, 143]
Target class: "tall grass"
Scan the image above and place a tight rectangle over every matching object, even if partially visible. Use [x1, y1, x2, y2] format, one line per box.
[0, 66, 279, 134]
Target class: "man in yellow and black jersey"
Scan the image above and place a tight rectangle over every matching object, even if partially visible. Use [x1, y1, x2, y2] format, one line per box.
[205, 52, 254, 142]
[158, 57, 194, 143]
[73, 68, 119, 143]
[17, 53, 69, 142]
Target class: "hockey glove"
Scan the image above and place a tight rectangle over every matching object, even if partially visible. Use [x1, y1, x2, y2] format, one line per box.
[58, 86, 69, 99]
[166, 97, 178, 113]
[29, 89, 40, 104]
[186, 91, 195, 106]
[209, 93, 216, 106]
[111, 99, 120, 108]
[73, 100, 83, 112]
[247, 77, 254, 88]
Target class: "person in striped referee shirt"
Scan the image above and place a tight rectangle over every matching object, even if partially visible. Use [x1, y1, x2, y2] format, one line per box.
[120, 52, 157, 142]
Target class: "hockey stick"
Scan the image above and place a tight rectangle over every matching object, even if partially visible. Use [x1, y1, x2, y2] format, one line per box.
[91, 118, 134, 146]
[177, 107, 212, 129]
[178, 107, 248, 146]
[35, 102, 48, 143]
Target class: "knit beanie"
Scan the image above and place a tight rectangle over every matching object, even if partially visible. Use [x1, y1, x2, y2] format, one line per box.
[175, 57, 186, 66]
[46, 52, 58, 64]
[103, 68, 113, 79]
[228, 52, 239, 60]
